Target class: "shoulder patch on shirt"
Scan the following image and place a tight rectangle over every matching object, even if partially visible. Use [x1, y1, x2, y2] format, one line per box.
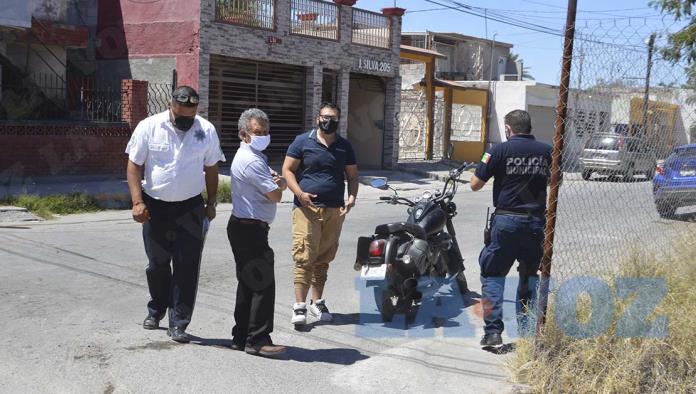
[481, 152, 491, 164]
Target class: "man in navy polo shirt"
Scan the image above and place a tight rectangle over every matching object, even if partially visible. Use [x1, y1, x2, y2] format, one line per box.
[282, 102, 359, 326]
[469, 109, 551, 347]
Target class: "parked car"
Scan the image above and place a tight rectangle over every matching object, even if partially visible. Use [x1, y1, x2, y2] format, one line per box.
[653, 144, 696, 218]
[579, 133, 657, 181]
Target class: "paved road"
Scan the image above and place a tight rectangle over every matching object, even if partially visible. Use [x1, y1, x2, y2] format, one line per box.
[1, 171, 694, 393]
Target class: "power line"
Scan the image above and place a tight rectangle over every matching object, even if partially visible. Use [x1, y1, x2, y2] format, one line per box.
[424, 0, 650, 52]
[405, 7, 450, 13]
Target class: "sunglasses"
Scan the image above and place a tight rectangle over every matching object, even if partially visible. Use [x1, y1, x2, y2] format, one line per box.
[172, 94, 199, 105]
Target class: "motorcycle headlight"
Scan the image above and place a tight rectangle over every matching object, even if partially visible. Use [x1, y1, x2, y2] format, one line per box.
[422, 191, 432, 200]
[402, 254, 412, 265]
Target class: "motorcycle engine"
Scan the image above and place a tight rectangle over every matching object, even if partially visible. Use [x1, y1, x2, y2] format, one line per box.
[401, 239, 429, 275]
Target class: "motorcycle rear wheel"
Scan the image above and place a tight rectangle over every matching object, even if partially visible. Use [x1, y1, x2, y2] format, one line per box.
[375, 287, 396, 322]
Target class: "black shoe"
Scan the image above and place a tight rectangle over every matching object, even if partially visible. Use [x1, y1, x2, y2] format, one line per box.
[143, 315, 160, 330]
[245, 343, 286, 358]
[480, 333, 503, 347]
[167, 327, 190, 343]
[230, 337, 245, 351]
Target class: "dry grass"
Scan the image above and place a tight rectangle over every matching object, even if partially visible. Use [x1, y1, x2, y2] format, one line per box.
[511, 242, 696, 393]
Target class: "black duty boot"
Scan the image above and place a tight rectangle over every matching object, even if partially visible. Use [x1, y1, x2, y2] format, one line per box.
[143, 315, 160, 330]
[167, 327, 191, 343]
[480, 333, 503, 347]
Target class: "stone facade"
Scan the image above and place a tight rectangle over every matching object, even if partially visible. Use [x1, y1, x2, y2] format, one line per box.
[197, 0, 402, 168]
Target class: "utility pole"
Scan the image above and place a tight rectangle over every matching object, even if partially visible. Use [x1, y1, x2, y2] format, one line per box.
[488, 33, 497, 81]
[641, 32, 657, 138]
[536, 0, 577, 335]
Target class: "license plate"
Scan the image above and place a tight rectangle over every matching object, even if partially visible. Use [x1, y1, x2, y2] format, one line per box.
[361, 264, 387, 280]
[681, 169, 696, 177]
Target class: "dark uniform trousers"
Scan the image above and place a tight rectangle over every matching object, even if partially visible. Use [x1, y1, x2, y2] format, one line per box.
[142, 192, 206, 329]
[227, 216, 275, 347]
[479, 213, 545, 336]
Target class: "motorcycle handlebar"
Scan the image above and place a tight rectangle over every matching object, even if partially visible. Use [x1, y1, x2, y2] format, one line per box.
[379, 196, 392, 201]
[457, 161, 471, 173]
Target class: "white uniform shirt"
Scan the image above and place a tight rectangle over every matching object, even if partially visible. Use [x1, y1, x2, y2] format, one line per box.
[125, 110, 226, 202]
[230, 143, 278, 224]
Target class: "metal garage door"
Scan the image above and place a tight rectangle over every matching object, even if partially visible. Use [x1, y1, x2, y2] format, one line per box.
[208, 55, 306, 163]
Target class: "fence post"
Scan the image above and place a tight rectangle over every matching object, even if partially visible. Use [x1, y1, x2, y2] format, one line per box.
[121, 79, 149, 130]
[536, 0, 577, 335]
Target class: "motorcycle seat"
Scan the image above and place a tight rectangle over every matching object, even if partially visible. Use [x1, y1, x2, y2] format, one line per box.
[375, 222, 426, 239]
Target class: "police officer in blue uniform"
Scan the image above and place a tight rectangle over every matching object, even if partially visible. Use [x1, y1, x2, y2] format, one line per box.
[469, 109, 552, 346]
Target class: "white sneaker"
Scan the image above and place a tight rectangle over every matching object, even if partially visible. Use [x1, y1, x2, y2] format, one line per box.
[309, 299, 333, 322]
[291, 302, 307, 325]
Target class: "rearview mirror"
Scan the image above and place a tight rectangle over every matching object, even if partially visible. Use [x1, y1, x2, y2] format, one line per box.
[371, 178, 389, 190]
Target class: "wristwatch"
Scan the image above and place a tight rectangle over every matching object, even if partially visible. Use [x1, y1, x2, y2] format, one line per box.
[207, 201, 218, 208]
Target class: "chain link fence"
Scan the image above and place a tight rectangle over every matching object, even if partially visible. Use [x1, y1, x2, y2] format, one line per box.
[546, 17, 696, 287]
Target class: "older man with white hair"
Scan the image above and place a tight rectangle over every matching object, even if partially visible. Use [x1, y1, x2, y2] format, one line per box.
[227, 108, 287, 357]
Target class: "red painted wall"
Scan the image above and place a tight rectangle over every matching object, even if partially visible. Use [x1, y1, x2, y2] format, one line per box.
[97, 0, 201, 89]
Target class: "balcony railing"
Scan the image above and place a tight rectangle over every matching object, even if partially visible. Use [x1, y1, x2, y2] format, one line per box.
[351, 8, 391, 48]
[212, 1, 395, 50]
[216, 0, 275, 30]
[290, 0, 339, 40]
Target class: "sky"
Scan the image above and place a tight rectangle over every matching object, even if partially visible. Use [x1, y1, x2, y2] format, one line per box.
[359, 0, 680, 85]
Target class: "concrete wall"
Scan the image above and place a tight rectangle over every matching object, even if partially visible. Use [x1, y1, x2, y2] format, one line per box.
[611, 89, 694, 146]
[96, 58, 175, 84]
[400, 63, 425, 90]
[96, 0, 200, 87]
[31, 0, 70, 23]
[488, 81, 532, 144]
[5, 42, 67, 80]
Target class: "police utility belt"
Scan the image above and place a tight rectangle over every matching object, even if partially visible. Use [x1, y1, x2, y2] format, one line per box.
[493, 208, 545, 219]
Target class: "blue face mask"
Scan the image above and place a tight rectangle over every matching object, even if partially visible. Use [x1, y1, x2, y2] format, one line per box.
[248, 134, 271, 151]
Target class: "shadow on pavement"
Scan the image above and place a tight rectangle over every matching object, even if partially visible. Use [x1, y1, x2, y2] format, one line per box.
[283, 346, 370, 365]
[188, 335, 235, 349]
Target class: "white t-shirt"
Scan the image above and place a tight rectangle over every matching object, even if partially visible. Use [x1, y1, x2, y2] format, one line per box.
[125, 110, 226, 202]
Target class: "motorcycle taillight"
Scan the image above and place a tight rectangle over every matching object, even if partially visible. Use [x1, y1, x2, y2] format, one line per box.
[369, 239, 386, 257]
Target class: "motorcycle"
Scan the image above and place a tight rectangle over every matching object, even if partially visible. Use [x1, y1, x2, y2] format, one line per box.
[355, 161, 476, 322]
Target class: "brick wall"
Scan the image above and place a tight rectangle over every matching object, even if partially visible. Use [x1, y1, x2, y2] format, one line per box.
[198, 0, 403, 168]
[0, 79, 150, 178]
[121, 80, 149, 130]
[0, 123, 132, 178]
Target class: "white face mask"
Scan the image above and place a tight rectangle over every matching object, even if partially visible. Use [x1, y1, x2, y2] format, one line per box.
[247, 134, 271, 151]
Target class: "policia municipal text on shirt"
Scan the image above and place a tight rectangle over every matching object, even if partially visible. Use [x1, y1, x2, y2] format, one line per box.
[125, 86, 226, 343]
[469, 109, 552, 347]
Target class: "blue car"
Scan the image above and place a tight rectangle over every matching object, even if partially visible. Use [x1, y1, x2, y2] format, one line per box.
[653, 144, 696, 218]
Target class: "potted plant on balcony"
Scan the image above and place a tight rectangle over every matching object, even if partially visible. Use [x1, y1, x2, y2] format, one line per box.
[217, 0, 265, 28]
[297, 12, 319, 22]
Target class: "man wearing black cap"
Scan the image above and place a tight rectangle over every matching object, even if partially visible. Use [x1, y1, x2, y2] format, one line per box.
[125, 86, 226, 343]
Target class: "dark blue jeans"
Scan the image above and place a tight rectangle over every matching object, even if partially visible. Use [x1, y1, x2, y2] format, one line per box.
[479, 214, 545, 335]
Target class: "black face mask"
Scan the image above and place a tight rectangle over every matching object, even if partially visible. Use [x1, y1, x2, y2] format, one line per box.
[174, 115, 195, 131]
[319, 118, 339, 134]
